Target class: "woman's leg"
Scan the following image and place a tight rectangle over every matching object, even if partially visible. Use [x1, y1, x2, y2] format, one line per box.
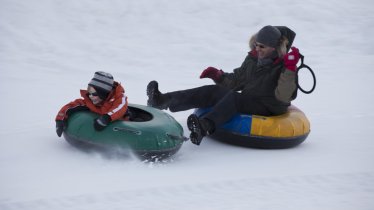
[202, 91, 271, 128]
[166, 85, 231, 112]
[147, 80, 231, 112]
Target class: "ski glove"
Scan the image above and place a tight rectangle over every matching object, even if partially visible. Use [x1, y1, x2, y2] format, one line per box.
[56, 120, 65, 137]
[200, 67, 224, 82]
[94, 114, 111, 131]
[283, 47, 300, 72]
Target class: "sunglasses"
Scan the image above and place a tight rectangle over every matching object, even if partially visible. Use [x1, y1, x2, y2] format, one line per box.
[254, 42, 266, 49]
[88, 91, 99, 97]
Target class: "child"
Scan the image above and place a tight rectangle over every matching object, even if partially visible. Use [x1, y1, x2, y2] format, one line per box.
[55, 71, 128, 137]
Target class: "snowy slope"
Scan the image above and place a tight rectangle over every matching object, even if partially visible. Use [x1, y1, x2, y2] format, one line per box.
[1, 0, 374, 209]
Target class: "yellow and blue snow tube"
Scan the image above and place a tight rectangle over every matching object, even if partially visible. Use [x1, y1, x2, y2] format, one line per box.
[194, 105, 310, 149]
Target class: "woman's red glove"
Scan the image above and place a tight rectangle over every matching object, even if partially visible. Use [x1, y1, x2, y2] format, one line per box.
[283, 47, 300, 72]
[200, 67, 224, 82]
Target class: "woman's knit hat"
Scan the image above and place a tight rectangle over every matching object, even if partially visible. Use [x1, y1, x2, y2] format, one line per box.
[256, 25, 282, 48]
[88, 71, 114, 100]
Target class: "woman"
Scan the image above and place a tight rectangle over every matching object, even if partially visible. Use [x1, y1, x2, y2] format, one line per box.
[55, 71, 128, 137]
[147, 25, 300, 145]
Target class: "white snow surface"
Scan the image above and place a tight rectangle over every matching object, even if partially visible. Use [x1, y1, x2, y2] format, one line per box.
[1, 0, 374, 209]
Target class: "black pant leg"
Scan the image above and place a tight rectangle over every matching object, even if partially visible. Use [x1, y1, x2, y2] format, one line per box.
[166, 85, 231, 112]
[202, 90, 239, 127]
[203, 91, 271, 128]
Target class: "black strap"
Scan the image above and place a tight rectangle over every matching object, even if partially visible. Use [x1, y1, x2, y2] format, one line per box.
[296, 54, 316, 94]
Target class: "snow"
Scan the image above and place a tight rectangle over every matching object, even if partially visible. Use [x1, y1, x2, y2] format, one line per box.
[1, 0, 374, 209]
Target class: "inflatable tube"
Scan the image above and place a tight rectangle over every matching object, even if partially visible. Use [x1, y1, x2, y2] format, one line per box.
[63, 104, 186, 160]
[194, 105, 310, 149]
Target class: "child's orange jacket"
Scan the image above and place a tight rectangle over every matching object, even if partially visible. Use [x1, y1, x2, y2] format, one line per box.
[55, 82, 128, 122]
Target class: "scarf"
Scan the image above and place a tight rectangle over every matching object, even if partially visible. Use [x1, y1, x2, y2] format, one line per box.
[257, 50, 278, 67]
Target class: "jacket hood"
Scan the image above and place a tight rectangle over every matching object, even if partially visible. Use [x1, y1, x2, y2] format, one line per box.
[274, 26, 296, 52]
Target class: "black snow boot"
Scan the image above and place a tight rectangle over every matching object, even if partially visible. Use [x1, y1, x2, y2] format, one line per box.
[187, 114, 214, 145]
[146, 81, 169, 110]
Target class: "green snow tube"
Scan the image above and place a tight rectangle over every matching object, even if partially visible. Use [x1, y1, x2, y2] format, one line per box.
[63, 104, 186, 160]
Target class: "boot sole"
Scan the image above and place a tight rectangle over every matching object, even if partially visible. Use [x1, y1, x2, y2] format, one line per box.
[187, 114, 203, 145]
[146, 81, 158, 107]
